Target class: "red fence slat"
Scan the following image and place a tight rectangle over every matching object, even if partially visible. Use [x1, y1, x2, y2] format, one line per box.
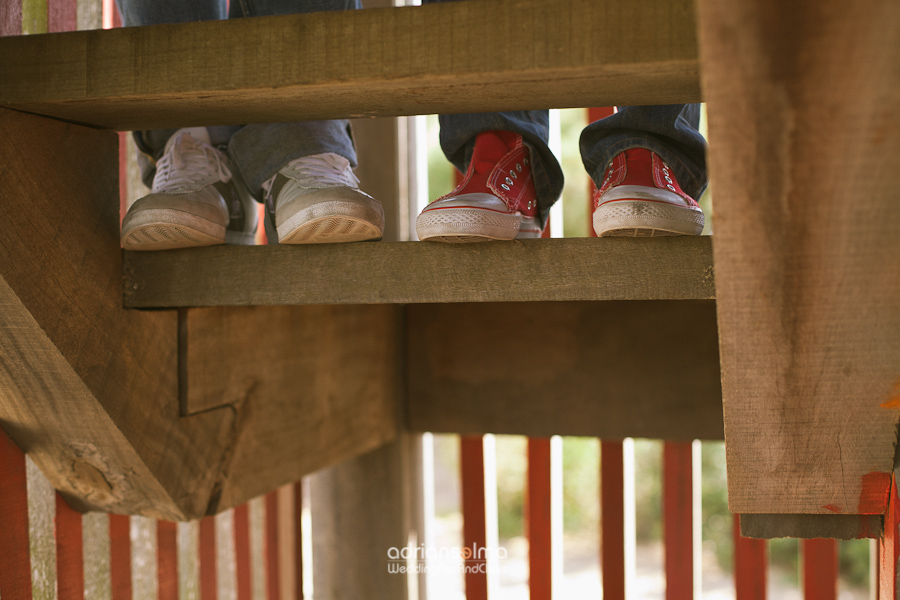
[266, 491, 281, 600]
[601, 439, 626, 600]
[0, 428, 33, 600]
[460, 435, 488, 600]
[158, 521, 178, 600]
[109, 514, 133, 600]
[734, 515, 767, 600]
[0, 0, 22, 36]
[47, 0, 76, 32]
[527, 437, 552, 600]
[56, 493, 85, 600]
[663, 442, 693, 599]
[199, 516, 218, 600]
[802, 538, 837, 600]
[879, 479, 899, 599]
[235, 504, 253, 600]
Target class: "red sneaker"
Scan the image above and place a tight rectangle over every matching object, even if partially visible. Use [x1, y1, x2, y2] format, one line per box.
[592, 148, 704, 237]
[416, 131, 541, 242]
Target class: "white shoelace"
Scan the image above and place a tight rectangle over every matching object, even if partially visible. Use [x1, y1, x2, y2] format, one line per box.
[262, 153, 360, 205]
[152, 131, 232, 194]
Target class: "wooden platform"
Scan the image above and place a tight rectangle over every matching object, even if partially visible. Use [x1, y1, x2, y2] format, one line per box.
[0, 0, 699, 130]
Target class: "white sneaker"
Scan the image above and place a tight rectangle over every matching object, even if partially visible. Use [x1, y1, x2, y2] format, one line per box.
[263, 153, 384, 244]
[121, 127, 258, 251]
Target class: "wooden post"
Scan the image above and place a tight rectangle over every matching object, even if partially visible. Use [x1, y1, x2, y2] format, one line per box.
[696, 0, 900, 516]
[56, 494, 85, 600]
[0, 427, 33, 600]
[879, 480, 900, 599]
[158, 521, 179, 600]
[109, 514, 133, 600]
[802, 539, 837, 600]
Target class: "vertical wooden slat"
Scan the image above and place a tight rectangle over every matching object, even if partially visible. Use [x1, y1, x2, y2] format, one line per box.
[200, 517, 218, 600]
[47, 0, 75, 32]
[879, 480, 899, 599]
[527, 437, 552, 600]
[663, 442, 693, 599]
[109, 514, 133, 600]
[56, 494, 85, 600]
[294, 481, 304, 600]
[0, 428, 33, 600]
[0, 0, 22, 36]
[265, 491, 281, 600]
[802, 539, 837, 600]
[601, 440, 626, 600]
[235, 504, 253, 600]
[734, 516, 766, 600]
[158, 521, 179, 600]
[461, 435, 488, 600]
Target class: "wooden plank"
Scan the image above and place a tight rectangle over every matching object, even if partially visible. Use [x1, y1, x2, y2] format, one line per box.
[124, 237, 715, 308]
[55, 494, 85, 600]
[802, 539, 837, 600]
[601, 440, 625, 599]
[184, 304, 400, 512]
[733, 516, 767, 600]
[0, 427, 33, 600]
[0, 0, 699, 130]
[0, 107, 236, 519]
[663, 442, 693, 599]
[740, 513, 883, 540]
[408, 301, 722, 441]
[696, 0, 900, 515]
[460, 436, 488, 600]
[527, 438, 552, 600]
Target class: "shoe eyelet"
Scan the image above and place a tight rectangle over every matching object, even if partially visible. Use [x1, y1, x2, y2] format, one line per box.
[665, 176, 673, 183]
[523, 158, 529, 165]
[510, 170, 517, 179]
[501, 184, 510, 191]
[516, 163, 522, 172]
[667, 184, 676, 192]
[505, 177, 514, 186]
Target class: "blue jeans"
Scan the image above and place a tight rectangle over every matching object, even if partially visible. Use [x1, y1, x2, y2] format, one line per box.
[119, 0, 708, 217]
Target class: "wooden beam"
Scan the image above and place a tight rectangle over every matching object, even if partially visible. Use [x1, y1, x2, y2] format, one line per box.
[124, 237, 715, 308]
[697, 0, 900, 514]
[0, 107, 234, 520]
[407, 301, 723, 441]
[0, 0, 699, 130]
[183, 305, 401, 512]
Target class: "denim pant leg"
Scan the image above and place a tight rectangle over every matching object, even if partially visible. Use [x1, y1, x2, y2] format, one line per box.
[580, 104, 708, 200]
[226, 0, 360, 193]
[116, 0, 359, 194]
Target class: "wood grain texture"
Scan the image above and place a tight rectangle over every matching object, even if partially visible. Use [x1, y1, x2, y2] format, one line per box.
[0, 107, 234, 519]
[740, 514, 883, 540]
[408, 301, 723, 440]
[124, 237, 715, 308]
[310, 440, 412, 600]
[0, 0, 699, 130]
[184, 305, 400, 512]
[697, 0, 900, 514]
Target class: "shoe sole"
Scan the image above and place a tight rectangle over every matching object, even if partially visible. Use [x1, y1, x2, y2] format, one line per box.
[416, 207, 540, 243]
[593, 199, 704, 237]
[121, 208, 225, 250]
[278, 198, 384, 244]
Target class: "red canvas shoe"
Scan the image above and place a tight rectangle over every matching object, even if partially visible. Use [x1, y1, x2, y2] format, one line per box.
[416, 131, 541, 242]
[592, 148, 704, 237]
